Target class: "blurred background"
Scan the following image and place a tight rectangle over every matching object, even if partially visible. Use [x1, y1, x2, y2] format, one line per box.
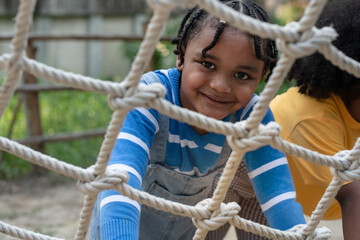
[0, 0, 309, 180]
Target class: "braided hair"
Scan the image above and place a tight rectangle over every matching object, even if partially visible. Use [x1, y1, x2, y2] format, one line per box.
[171, 0, 278, 79]
[288, 0, 360, 101]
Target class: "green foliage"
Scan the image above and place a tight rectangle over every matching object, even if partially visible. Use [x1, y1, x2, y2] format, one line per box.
[255, 79, 296, 96]
[0, 95, 27, 139]
[124, 40, 177, 71]
[0, 93, 30, 179]
[0, 90, 112, 180]
[45, 138, 105, 167]
[0, 154, 32, 180]
[269, 1, 307, 26]
[123, 16, 181, 71]
[40, 90, 112, 169]
[40, 91, 111, 133]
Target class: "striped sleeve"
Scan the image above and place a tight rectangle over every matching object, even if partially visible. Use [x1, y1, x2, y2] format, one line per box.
[97, 70, 175, 240]
[244, 107, 305, 230]
[99, 105, 159, 240]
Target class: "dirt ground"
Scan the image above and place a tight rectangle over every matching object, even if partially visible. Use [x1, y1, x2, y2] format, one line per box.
[0, 177, 84, 240]
[0, 177, 343, 240]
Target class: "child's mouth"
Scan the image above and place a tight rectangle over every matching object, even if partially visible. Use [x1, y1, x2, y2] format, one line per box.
[201, 93, 233, 107]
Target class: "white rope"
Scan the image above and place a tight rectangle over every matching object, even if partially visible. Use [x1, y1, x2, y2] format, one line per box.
[0, 220, 64, 240]
[0, 0, 36, 119]
[1, 0, 360, 239]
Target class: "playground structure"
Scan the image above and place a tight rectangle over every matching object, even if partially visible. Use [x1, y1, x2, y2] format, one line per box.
[0, 0, 360, 239]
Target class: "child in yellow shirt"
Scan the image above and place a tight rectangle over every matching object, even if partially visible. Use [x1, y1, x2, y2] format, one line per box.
[270, 0, 360, 239]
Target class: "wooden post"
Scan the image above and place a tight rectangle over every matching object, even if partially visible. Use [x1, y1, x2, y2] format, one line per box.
[22, 39, 46, 175]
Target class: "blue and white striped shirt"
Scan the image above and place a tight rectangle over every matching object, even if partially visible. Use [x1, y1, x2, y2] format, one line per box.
[98, 68, 305, 239]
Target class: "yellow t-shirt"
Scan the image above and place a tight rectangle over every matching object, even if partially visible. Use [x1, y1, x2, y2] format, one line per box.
[270, 87, 360, 220]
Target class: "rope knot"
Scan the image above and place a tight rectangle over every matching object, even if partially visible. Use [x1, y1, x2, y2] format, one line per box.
[277, 22, 338, 59]
[192, 199, 241, 232]
[288, 225, 331, 240]
[77, 170, 129, 195]
[306, 227, 332, 240]
[227, 121, 281, 152]
[330, 150, 360, 182]
[108, 83, 166, 112]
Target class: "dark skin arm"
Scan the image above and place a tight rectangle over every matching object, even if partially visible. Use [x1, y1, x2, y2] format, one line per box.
[335, 180, 360, 240]
[338, 98, 360, 239]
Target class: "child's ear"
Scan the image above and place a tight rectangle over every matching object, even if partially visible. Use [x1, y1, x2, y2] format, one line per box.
[176, 56, 183, 71]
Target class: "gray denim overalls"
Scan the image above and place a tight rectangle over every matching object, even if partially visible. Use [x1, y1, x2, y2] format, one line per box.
[138, 112, 237, 240]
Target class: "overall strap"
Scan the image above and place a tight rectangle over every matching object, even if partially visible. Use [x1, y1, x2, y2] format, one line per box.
[141, 70, 169, 165]
[149, 113, 169, 165]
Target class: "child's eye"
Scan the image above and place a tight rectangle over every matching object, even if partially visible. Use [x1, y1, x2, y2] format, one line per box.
[234, 72, 249, 80]
[201, 61, 215, 69]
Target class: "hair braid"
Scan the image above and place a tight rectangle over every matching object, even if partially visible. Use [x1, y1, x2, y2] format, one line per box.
[172, 7, 205, 66]
[242, 2, 262, 60]
[201, 1, 238, 57]
[200, 22, 226, 57]
[171, 8, 195, 47]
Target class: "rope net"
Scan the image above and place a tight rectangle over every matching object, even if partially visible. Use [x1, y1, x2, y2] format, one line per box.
[0, 0, 359, 239]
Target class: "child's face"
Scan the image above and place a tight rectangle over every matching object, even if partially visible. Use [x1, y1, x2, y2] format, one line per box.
[178, 25, 264, 121]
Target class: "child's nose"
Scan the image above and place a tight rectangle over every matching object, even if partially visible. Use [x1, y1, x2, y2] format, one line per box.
[209, 76, 231, 94]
